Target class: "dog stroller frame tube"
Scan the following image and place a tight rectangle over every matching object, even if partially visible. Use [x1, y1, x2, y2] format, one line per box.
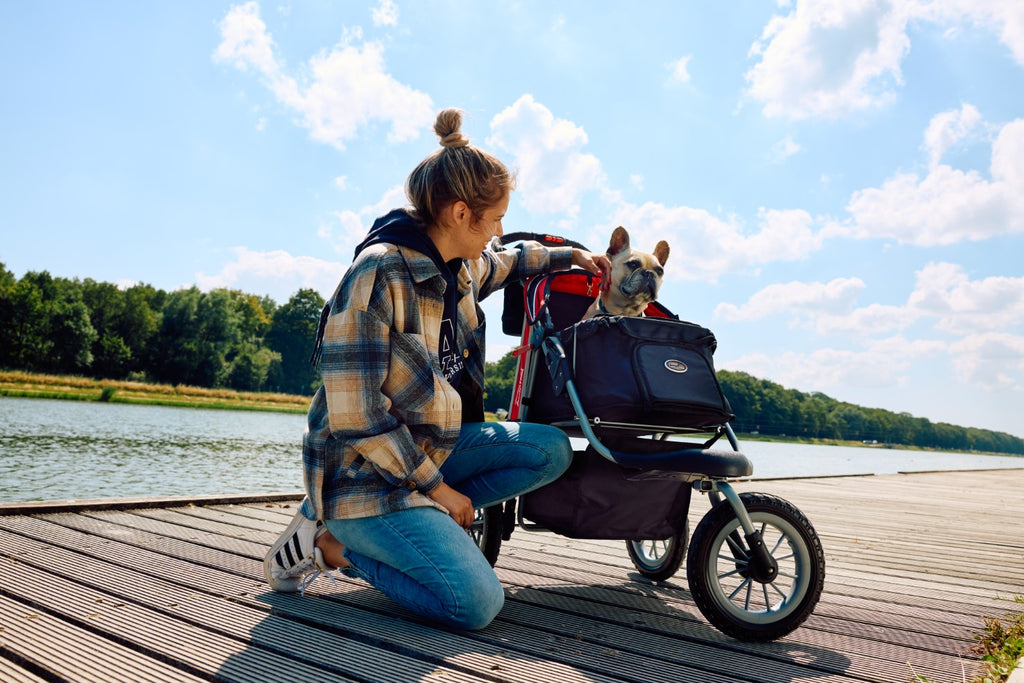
[543, 334, 778, 579]
[480, 237, 824, 641]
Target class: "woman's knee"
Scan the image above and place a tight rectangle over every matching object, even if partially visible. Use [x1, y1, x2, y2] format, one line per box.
[450, 574, 505, 630]
[534, 425, 573, 479]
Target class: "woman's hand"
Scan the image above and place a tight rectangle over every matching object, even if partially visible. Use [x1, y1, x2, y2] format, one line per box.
[571, 248, 613, 292]
[427, 482, 475, 529]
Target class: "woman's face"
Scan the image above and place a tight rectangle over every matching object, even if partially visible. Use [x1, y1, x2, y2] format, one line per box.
[462, 192, 510, 258]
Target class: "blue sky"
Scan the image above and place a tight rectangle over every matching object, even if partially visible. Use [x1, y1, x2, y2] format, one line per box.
[3, 1, 1023, 438]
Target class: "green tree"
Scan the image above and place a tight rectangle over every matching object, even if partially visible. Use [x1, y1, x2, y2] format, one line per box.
[3, 272, 97, 373]
[0, 267, 47, 369]
[226, 342, 281, 391]
[265, 288, 325, 395]
[228, 290, 275, 344]
[483, 350, 518, 413]
[150, 287, 240, 386]
[718, 371, 763, 433]
[82, 279, 132, 378]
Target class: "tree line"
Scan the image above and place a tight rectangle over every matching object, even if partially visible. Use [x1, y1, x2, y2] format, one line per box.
[0, 264, 324, 395]
[482, 354, 1024, 455]
[3, 263, 1021, 455]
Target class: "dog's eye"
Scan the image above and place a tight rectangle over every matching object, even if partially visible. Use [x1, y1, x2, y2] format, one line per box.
[626, 260, 641, 271]
[654, 267, 664, 276]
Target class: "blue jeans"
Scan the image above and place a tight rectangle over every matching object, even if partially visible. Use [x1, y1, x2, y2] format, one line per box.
[324, 421, 572, 630]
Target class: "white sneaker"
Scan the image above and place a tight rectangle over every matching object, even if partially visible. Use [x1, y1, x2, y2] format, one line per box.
[264, 509, 331, 593]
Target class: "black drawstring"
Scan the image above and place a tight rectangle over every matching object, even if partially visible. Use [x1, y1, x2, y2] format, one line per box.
[309, 301, 332, 367]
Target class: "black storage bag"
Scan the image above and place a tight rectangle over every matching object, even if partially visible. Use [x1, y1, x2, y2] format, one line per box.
[520, 447, 692, 540]
[528, 315, 734, 428]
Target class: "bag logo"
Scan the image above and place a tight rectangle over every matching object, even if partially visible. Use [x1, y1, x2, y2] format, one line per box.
[664, 359, 688, 373]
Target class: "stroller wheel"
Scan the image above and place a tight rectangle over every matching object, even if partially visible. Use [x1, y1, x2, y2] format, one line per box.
[686, 492, 825, 642]
[469, 505, 503, 566]
[626, 518, 688, 581]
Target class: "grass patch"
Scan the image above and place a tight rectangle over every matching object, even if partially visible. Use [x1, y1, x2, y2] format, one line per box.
[970, 595, 1024, 682]
[0, 370, 309, 414]
[909, 594, 1023, 682]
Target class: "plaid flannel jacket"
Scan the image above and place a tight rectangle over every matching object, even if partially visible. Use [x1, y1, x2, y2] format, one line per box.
[300, 239, 573, 521]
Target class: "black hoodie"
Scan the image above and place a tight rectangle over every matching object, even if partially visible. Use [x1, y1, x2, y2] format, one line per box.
[348, 209, 466, 390]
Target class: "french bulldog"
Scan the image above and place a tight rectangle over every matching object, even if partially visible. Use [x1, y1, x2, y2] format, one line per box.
[583, 226, 669, 319]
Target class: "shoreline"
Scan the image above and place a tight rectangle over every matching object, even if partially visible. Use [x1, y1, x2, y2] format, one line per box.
[3, 370, 1021, 457]
[0, 370, 308, 414]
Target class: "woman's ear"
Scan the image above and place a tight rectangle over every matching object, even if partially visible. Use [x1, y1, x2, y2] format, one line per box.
[438, 200, 470, 229]
[451, 200, 470, 226]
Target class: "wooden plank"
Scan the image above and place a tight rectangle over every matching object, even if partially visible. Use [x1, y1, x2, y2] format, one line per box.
[0, 525, 493, 682]
[0, 518, 628, 683]
[0, 654, 52, 683]
[0, 594, 207, 683]
[1, 470, 1019, 683]
[0, 491, 303, 515]
[0, 553, 357, 682]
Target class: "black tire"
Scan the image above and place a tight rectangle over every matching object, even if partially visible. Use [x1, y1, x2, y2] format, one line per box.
[626, 519, 688, 581]
[469, 505, 503, 566]
[686, 492, 824, 642]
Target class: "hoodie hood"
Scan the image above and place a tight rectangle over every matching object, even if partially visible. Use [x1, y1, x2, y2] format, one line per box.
[353, 208, 445, 268]
[310, 208, 461, 369]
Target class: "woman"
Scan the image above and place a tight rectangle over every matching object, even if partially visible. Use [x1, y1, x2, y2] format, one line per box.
[264, 108, 610, 630]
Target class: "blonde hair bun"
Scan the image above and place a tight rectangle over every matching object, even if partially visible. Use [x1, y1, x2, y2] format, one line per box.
[435, 108, 470, 149]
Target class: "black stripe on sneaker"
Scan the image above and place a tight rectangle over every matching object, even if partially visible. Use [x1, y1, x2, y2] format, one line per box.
[281, 541, 297, 568]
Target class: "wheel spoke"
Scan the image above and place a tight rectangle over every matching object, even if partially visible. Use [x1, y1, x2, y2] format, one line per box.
[728, 576, 752, 601]
[717, 552, 745, 563]
[717, 566, 747, 580]
[725, 534, 747, 558]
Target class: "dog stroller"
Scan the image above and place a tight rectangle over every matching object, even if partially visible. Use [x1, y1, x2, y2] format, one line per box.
[469, 233, 826, 642]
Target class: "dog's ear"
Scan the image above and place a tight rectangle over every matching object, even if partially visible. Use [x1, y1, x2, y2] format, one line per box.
[607, 226, 630, 256]
[654, 240, 670, 266]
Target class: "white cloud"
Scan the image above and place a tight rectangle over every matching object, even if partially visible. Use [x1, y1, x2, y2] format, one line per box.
[916, 0, 1024, 66]
[719, 261, 1024, 338]
[811, 303, 910, 335]
[487, 95, 607, 221]
[724, 344, 910, 392]
[667, 55, 692, 84]
[745, 0, 1024, 120]
[195, 247, 344, 301]
[907, 262, 1024, 334]
[214, 2, 433, 150]
[602, 203, 824, 282]
[321, 185, 408, 254]
[949, 332, 1024, 391]
[371, 0, 399, 27]
[719, 260, 1024, 399]
[769, 135, 802, 163]
[715, 277, 866, 322]
[922, 103, 982, 169]
[745, 0, 910, 119]
[839, 118, 1024, 245]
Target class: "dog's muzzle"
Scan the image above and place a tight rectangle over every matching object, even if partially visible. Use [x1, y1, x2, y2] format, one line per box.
[621, 270, 660, 298]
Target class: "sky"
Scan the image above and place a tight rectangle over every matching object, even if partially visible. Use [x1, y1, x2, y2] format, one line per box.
[2, 1, 1023, 438]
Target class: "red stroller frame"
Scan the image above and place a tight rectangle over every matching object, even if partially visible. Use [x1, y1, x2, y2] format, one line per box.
[473, 233, 825, 642]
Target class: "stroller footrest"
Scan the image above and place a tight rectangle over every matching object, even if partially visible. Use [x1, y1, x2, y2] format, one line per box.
[598, 437, 753, 477]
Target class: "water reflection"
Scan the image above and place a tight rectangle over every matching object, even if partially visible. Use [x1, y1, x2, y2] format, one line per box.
[2, 396, 1021, 504]
[1, 396, 307, 503]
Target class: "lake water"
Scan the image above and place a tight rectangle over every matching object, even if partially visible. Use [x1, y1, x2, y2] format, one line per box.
[2, 396, 1022, 504]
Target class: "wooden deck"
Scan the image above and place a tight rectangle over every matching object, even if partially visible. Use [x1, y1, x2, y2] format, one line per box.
[1, 469, 1021, 683]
